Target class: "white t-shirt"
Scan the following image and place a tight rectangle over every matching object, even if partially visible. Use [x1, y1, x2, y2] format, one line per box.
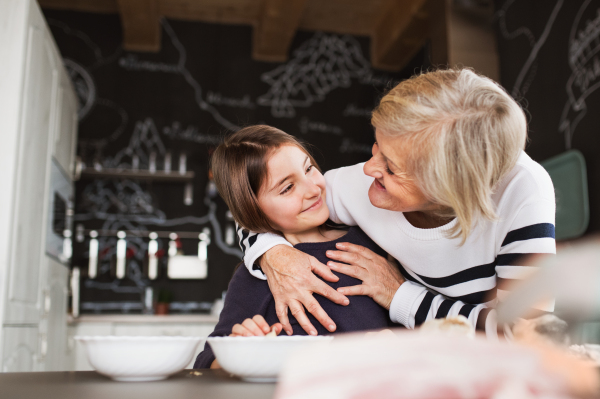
[239, 151, 556, 337]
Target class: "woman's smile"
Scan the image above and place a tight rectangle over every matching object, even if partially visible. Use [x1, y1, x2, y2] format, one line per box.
[373, 179, 386, 191]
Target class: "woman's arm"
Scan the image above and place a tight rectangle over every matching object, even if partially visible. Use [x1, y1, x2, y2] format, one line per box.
[328, 201, 556, 338]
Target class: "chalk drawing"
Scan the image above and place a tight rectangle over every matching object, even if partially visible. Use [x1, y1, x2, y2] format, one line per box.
[299, 117, 343, 136]
[257, 32, 371, 118]
[47, 19, 129, 150]
[105, 118, 167, 169]
[63, 59, 96, 120]
[496, 0, 564, 98]
[559, 0, 600, 149]
[161, 20, 239, 132]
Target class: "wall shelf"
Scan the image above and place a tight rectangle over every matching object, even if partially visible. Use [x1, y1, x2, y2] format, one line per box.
[79, 168, 195, 182]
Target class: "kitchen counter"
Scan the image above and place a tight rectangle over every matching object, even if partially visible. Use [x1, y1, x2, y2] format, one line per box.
[1, 369, 276, 399]
[68, 314, 220, 324]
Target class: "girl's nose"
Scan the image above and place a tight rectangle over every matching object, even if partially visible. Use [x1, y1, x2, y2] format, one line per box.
[305, 178, 321, 198]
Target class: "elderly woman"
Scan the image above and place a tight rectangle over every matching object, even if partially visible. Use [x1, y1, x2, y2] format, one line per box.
[238, 68, 556, 338]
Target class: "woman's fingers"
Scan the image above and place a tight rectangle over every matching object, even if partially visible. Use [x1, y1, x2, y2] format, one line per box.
[335, 242, 376, 260]
[300, 285, 339, 332]
[242, 318, 265, 336]
[337, 284, 369, 297]
[261, 246, 338, 334]
[327, 261, 364, 280]
[289, 300, 318, 336]
[309, 270, 349, 306]
[309, 256, 340, 283]
[275, 302, 293, 336]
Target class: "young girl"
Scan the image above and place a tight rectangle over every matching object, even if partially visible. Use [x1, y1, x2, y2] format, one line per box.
[193, 125, 394, 369]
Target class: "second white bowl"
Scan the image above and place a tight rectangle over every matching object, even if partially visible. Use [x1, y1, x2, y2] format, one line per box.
[208, 335, 333, 382]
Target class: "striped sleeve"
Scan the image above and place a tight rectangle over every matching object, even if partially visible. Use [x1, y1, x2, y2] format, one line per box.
[495, 200, 556, 312]
[236, 224, 292, 280]
[389, 201, 556, 338]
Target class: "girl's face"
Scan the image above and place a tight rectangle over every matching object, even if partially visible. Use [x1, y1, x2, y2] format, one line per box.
[258, 145, 329, 234]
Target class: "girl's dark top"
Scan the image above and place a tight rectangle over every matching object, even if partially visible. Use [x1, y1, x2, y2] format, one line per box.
[193, 226, 395, 369]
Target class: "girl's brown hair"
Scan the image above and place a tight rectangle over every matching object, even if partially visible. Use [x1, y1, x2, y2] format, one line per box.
[211, 125, 319, 234]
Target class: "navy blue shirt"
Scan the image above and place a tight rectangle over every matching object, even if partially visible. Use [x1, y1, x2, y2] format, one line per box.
[193, 227, 394, 369]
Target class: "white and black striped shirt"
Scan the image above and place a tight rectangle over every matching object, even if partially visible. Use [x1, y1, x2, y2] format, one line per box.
[239, 151, 556, 338]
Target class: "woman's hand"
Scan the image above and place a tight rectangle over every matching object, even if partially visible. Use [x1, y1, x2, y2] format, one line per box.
[260, 245, 350, 336]
[230, 315, 283, 337]
[326, 243, 405, 309]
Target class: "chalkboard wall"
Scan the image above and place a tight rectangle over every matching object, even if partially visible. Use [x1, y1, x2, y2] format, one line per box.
[42, 10, 428, 313]
[493, 0, 600, 233]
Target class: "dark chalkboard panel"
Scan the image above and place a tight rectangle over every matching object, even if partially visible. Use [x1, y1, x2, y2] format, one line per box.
[43, 10, 428, 313]
[494, 0, 600, 235]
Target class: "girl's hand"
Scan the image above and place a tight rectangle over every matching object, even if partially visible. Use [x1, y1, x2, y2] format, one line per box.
[230, 315, 283, 337]
[326, 243, 405, 309]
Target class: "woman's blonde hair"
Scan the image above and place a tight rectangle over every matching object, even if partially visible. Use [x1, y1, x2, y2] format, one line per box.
[371, 68, 527, 243]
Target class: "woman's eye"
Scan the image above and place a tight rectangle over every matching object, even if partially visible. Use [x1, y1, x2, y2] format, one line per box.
[306, 165, 313, 173]
[280, 184, 293, 195]
[385, 165, 394, 175]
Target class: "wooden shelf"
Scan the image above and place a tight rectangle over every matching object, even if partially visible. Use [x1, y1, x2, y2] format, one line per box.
[79, 168, 195, 182]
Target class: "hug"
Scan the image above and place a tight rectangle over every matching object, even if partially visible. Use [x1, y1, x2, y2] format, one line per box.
[195, 67, 555, 368]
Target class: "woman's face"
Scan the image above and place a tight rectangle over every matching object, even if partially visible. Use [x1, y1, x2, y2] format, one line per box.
[258, 145, 329, 234]
[363, 128, 437, 213]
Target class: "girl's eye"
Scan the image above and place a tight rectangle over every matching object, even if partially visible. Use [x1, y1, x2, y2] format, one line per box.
[280, 184, 293, 195]
[306, 165, 313, 173]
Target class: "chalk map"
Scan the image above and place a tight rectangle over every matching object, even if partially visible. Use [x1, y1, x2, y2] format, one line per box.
[44, 10, 415, 312]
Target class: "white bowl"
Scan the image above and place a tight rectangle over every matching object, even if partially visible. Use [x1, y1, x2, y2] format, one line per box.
[75, 336, 205, 382]
[207, 335, 333, 382]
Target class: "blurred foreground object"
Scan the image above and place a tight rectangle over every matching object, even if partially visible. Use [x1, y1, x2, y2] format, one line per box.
[497, 240, 600, 325]
[275, 331, 598, 399]
[420, 315, 475, 339]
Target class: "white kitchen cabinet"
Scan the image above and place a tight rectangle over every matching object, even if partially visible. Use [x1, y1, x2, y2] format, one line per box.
[52, 70, 78, 179]
[2, 327, 39, 372]
[38, 258, 70, 371]
[0, 0, 77, 372]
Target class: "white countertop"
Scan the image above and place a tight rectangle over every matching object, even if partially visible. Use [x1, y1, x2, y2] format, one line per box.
[68, 314, 219, 324]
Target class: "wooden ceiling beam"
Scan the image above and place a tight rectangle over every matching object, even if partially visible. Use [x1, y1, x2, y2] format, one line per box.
[38, 0, 118, 13]
[252, 0, 309, 62]
[371, 0, 430, 71]
[116, 0, 162, 52]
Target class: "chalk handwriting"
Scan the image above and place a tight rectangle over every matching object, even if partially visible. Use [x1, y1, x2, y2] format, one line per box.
[162, 121, 222, 145]
[207, 91, 256, 109]
[299, 117, 343, 136]
[339, 138, 372, 154]
[343, 103, 372, 118]
[560, 0, 600, 148]
[118, 54, 180, 73]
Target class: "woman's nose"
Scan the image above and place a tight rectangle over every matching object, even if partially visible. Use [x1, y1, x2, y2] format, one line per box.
[364, 144, 383, 178]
